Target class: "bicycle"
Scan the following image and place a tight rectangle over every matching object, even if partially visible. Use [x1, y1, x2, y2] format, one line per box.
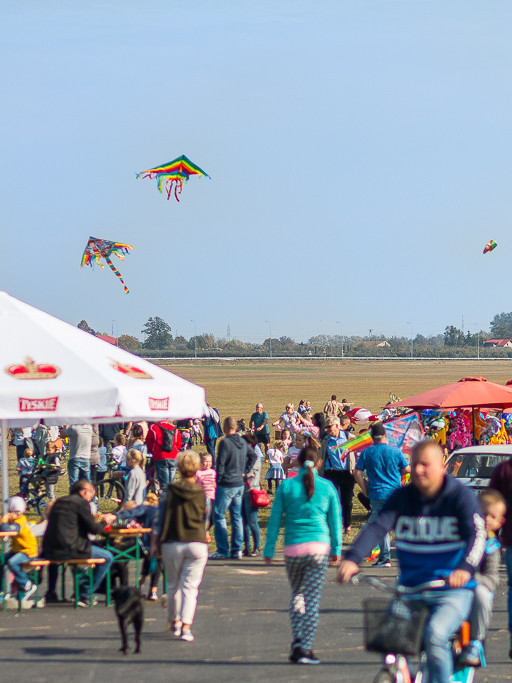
[96, 458, 125, 513]
[18, 472, 50, 516]
[351, 573, 479, 683]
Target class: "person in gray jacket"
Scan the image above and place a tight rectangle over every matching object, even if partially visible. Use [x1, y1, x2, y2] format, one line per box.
[210, 416, 257, 560]
[241, 432, 262, 556]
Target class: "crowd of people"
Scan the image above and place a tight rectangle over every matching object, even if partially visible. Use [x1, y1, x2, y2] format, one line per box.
[2, 394, 512, 680]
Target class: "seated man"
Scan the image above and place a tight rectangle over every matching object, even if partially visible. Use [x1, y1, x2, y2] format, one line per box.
[339, 441, 486, 683]
[42, 479, 115, 606]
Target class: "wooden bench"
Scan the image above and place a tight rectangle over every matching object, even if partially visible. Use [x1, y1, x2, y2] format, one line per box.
[47, 558, 107, 608]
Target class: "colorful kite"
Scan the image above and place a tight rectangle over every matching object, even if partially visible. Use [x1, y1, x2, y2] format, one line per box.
[483, 240, 497, 254]
[136, 154, 210, 201]
[81, 236, 134, 293]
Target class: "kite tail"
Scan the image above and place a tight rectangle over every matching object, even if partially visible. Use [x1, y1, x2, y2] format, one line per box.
[105, 255, 130, 294]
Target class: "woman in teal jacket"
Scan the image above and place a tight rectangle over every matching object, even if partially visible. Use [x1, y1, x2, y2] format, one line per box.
[263, 446, 342, 666]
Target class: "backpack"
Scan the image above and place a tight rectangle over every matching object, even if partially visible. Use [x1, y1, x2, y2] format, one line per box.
[161, 425, 179, 453]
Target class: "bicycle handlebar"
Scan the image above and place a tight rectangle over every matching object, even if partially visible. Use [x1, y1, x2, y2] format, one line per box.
[350, 573, 446, 594]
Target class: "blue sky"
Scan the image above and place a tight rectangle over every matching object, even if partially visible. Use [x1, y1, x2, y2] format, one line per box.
[2, 1, 512, 344]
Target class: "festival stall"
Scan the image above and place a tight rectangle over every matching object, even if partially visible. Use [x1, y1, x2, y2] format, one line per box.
[382, 377, 512, 450]
[0, 291, 208, 510]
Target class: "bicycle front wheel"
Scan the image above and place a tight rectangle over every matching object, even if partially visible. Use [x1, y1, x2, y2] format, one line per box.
[97, 478, 125, 513]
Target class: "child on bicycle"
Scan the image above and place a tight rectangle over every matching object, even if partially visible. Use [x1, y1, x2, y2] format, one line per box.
[17, 448, 35, 495]
[459, 488, 506, 667]
[40, 442, 62, 499]
[111, 432, 127, 467]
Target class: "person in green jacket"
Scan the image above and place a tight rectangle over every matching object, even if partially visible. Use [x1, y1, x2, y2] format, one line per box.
[263, 446, 342, 666]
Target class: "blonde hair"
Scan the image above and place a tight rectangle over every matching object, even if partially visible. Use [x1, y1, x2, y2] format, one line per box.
[273, 440, 284, 450]
[177, 450, 201, 478]
[115, 432, 126, 446]
[126, 449, 143, 466]
[479, 489, 506, 511]
[145, 492, 159, 506]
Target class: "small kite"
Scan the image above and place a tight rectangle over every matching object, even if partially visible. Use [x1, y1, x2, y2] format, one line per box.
[483, 240, 497, 254]
[81, 236, 134, 293]
[136, 154, 210, 201]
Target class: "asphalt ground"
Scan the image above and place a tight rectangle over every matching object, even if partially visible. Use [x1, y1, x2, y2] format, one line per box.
[0, 555, 511, 682]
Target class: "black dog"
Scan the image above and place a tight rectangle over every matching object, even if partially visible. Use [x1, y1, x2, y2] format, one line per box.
[112, 586, 144, 655]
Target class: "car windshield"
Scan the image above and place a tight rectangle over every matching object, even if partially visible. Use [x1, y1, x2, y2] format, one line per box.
[447, 453, 511, 479]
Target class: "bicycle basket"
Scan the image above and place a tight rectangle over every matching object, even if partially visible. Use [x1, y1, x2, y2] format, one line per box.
[363, 597, 429, 656]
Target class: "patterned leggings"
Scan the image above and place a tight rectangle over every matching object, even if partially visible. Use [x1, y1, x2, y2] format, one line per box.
[284, 553, 329, 650]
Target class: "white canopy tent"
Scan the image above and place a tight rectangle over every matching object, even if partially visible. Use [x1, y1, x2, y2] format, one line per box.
[0, 291, 207, 507]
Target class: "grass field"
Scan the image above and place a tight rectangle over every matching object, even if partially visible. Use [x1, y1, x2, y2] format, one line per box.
[155, 358, 512, 424]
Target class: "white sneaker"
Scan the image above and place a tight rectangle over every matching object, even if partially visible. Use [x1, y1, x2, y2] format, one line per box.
[23, 583, 38, 601]
[180, 629, 194, 642]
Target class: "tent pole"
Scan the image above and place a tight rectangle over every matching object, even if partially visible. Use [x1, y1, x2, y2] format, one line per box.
[1, 420, 7, 514]
[472, 408, 476, 446]
[1, 419, 8, 603]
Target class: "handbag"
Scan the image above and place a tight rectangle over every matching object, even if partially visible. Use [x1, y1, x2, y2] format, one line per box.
[249, 486, 271, 509]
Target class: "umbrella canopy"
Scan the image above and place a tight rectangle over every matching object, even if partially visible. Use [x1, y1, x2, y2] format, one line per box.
[387, 377, 512, 410]
[0, 291, 206, 424]
[0, 291, 207, 505]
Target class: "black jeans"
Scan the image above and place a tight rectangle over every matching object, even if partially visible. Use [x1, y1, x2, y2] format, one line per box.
[324, 469, 355, 530]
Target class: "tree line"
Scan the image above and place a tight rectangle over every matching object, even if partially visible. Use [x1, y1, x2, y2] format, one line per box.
[75, 312, 512, 358]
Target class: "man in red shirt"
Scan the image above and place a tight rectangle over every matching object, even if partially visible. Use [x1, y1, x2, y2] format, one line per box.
[146, 421, 182, 490]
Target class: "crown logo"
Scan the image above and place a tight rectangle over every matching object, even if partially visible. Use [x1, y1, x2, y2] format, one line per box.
[5, 357, 61, 380]
[110, 360, 152, 379]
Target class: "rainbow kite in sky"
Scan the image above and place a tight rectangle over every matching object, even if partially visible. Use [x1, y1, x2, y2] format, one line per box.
[136, 154, 210, 201]
[81, 236, 134, 294]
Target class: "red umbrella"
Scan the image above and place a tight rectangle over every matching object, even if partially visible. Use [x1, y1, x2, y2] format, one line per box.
[387, 377, 512, 410]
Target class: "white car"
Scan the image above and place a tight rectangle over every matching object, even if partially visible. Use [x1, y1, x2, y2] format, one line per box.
[445, 445, 512, 491]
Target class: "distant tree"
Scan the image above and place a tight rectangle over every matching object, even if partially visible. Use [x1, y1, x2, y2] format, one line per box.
[141, 316, 172, 349]
[444, 325, 465, 347]
[173, 335, 189, 350]
[77, 320, 96, 335]
[117, 334, 140, 352]
[490, 312, 512, 338]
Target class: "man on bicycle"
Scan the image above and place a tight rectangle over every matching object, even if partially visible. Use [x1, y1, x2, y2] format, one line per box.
[339, 441, 486, 683]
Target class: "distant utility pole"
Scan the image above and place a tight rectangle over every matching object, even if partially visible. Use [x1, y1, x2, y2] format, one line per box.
[265, 320, 272, 358]
[227, 324, 231, 342]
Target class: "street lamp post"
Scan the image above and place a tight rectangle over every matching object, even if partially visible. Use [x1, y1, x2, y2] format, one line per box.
[474, 323, 480, 361]
[265, 320, 272, 358]
[190, 319, 197, 358]
[336, 321, 344, 358]
[407, 322, 413, 359]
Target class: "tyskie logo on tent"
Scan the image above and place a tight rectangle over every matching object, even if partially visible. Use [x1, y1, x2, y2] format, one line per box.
[19, 397, 59, 412]
[149, 397, 169, 411]
[5, 357, 61, 380]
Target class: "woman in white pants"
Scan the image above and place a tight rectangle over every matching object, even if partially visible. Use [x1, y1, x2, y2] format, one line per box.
[154, 451, 208, 641]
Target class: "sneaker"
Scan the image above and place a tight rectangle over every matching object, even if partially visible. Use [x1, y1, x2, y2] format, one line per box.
[297, 649, 320, 665]
[249, 548, 261, 557]
[372, 558, 391, 568]
[23, 583, 37, 601]
[148, 592, 159, 602]
[231, 551, 242, 560]
[76, 597, 98, 608]
[180, 628, 195, 642]
[209, 551, 228, 560]
[171, 621, 182, 637]
[459, 640, 484, 667]
[289, 639, 302, 662]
